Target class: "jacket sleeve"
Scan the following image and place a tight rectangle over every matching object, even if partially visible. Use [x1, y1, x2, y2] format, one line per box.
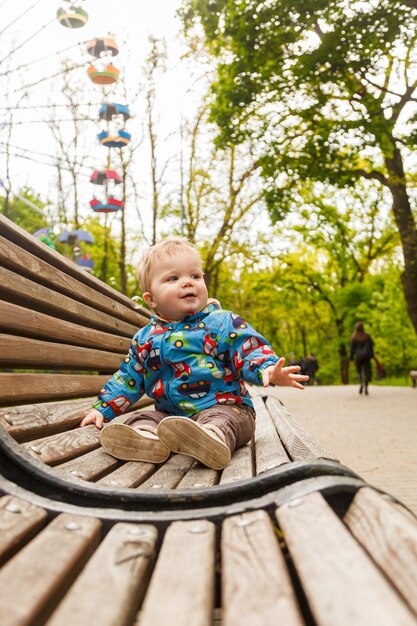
[218, 312, 279, 385]
[92, 331, 147, 421]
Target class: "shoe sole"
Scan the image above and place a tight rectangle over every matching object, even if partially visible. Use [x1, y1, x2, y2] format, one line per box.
[99, 423, 170, 463]
[157, 417, 231, 470]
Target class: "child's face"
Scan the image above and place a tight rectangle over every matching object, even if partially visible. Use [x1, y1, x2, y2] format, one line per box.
[143, 250, 208, 321]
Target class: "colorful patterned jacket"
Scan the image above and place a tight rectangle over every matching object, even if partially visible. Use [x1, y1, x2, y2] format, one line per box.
[93, 301, 279, 421]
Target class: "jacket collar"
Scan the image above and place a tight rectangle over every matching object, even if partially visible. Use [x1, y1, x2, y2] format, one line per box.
[150, 298, 221, 326]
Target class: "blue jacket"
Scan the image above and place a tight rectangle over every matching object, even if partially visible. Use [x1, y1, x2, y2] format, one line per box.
[93, 301, 279, 420]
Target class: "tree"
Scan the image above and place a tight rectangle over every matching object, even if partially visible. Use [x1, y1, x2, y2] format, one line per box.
[143, 37, 169, 245]
[48, 65, 92, 230]
[182, 0, 417, 334]
[175, 99, 266, 292]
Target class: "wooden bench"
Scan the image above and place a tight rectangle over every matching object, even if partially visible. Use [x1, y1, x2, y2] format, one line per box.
[0, 488, 416, 626]
[1, 214, 417, 625]
[410, 370, 417, 388]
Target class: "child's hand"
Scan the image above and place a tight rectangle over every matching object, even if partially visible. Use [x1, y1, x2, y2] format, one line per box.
[79, 408, 105, 429]
[261, 358, 309, 390]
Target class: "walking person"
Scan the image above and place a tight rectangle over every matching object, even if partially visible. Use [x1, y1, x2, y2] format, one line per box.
[349, 321, 374, 395]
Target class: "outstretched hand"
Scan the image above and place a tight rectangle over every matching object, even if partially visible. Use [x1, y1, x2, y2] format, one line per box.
[261, 357, 309, 390]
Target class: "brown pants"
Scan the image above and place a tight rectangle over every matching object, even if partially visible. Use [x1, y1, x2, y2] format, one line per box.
[124, 403, 256, 453]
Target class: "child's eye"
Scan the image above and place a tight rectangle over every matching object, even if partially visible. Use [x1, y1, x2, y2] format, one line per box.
[168, 276, 178, 282]
[192, 273, 202, 279]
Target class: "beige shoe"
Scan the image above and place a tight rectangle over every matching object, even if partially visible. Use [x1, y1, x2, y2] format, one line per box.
[99, 423, 170, 463]
[157, 416, 231, 470]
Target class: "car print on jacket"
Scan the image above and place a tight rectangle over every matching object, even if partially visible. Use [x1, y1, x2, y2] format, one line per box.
[148, 347, 162, 371]
[113, 370, 138, 391]
[203, 332, 218, 356]
[178, 380, 211, 399]
[172, 361, 192, 379]
[95, 395, 132, 416]
[168, 331, 190, 349]
[230, 313, 248, 329]
[215, 391, 242, 405]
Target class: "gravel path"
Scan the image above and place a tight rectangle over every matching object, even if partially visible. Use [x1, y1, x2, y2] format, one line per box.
[267, 384, 417, 515]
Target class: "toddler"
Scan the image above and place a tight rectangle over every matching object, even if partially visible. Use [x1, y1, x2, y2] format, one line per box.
[80, 237, 308, 469]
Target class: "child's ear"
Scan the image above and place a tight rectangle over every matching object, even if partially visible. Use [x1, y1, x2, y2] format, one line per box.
[143, 292, 156, 309]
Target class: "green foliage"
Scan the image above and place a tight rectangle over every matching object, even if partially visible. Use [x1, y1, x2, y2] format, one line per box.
[183, 0, 417, 206]
[354, 267, 417, 376]
[0, 190, 50, 234]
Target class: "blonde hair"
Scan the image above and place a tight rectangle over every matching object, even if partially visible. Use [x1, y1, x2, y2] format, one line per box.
[137, 237, 202, 292]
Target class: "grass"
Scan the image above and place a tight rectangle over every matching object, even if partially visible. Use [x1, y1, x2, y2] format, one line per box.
[373, 375, 414, 387]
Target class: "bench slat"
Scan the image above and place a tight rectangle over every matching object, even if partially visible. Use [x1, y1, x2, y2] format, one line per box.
[0, 397, 96, 442]
[0, 300, 131, 353]
[0, 333, 124, 371]
[139, 454, 195, 490]
[0, 373, 109, 405]
[344, 487, 417, 616]
[22, 425, 101, 466]
[1, 265, 139, 337]
[47, 523, 157, 626]
[276, 492, 417, 626]
[0, 513, 101, 626]
[0, 214, 150, 316]
[222, 510, 304, 626]
[55, 448, 120, 482]
[266, 396, 336, 461]
[0, 496, 48, 566]
[176, 463, 219, 489]
[96, 460, 157, 488]
[0, 233, 150, 328]
[1, 396, 155, 441]
[252, 395, 290, 473]
[139, 520, 215, 626]
[219, 442, 253, 485]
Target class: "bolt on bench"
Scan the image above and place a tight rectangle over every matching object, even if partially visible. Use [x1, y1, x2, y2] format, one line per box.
[1, 214, 417, 625]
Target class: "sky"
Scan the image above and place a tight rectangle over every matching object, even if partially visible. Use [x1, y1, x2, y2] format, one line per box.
[0, 0, 208, 236]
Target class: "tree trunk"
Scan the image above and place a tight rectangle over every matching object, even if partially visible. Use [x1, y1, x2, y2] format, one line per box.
[101, 218, 109, 283]
[3, 190, 10, 218]
[385, 146, 417, 336]
[119, 168, 127, 295]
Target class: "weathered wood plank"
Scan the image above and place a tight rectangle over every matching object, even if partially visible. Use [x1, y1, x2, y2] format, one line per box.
[266, 396, 336, 461]
[0, 395, 154, 441]
[276, 492, 416, 626]
[54, 448, 120, 482]
[176, 463, 219, 489]
[344, 487, 417, 615]
[0, 300, 131, 352]
[0, 373, 109, 406]
[222, 510, 303, 626]
[219, 442, 253, 485]
[252, 395, 290, 474]
[96, 461, 157, 488]
[0, 397, 96, 442]
[0, 513, 101, 626]
[139, 454, 194, 490]
[22, 425, 101, 466]
[139, 520, 215, 626]
[0, 333, 124, 371]
[47, 523, 157, 626]
[0, 231, 149, 328]
[0, 496, 48, 566]
[1, 265, 138, 337]
[0, 213, 150, 316]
